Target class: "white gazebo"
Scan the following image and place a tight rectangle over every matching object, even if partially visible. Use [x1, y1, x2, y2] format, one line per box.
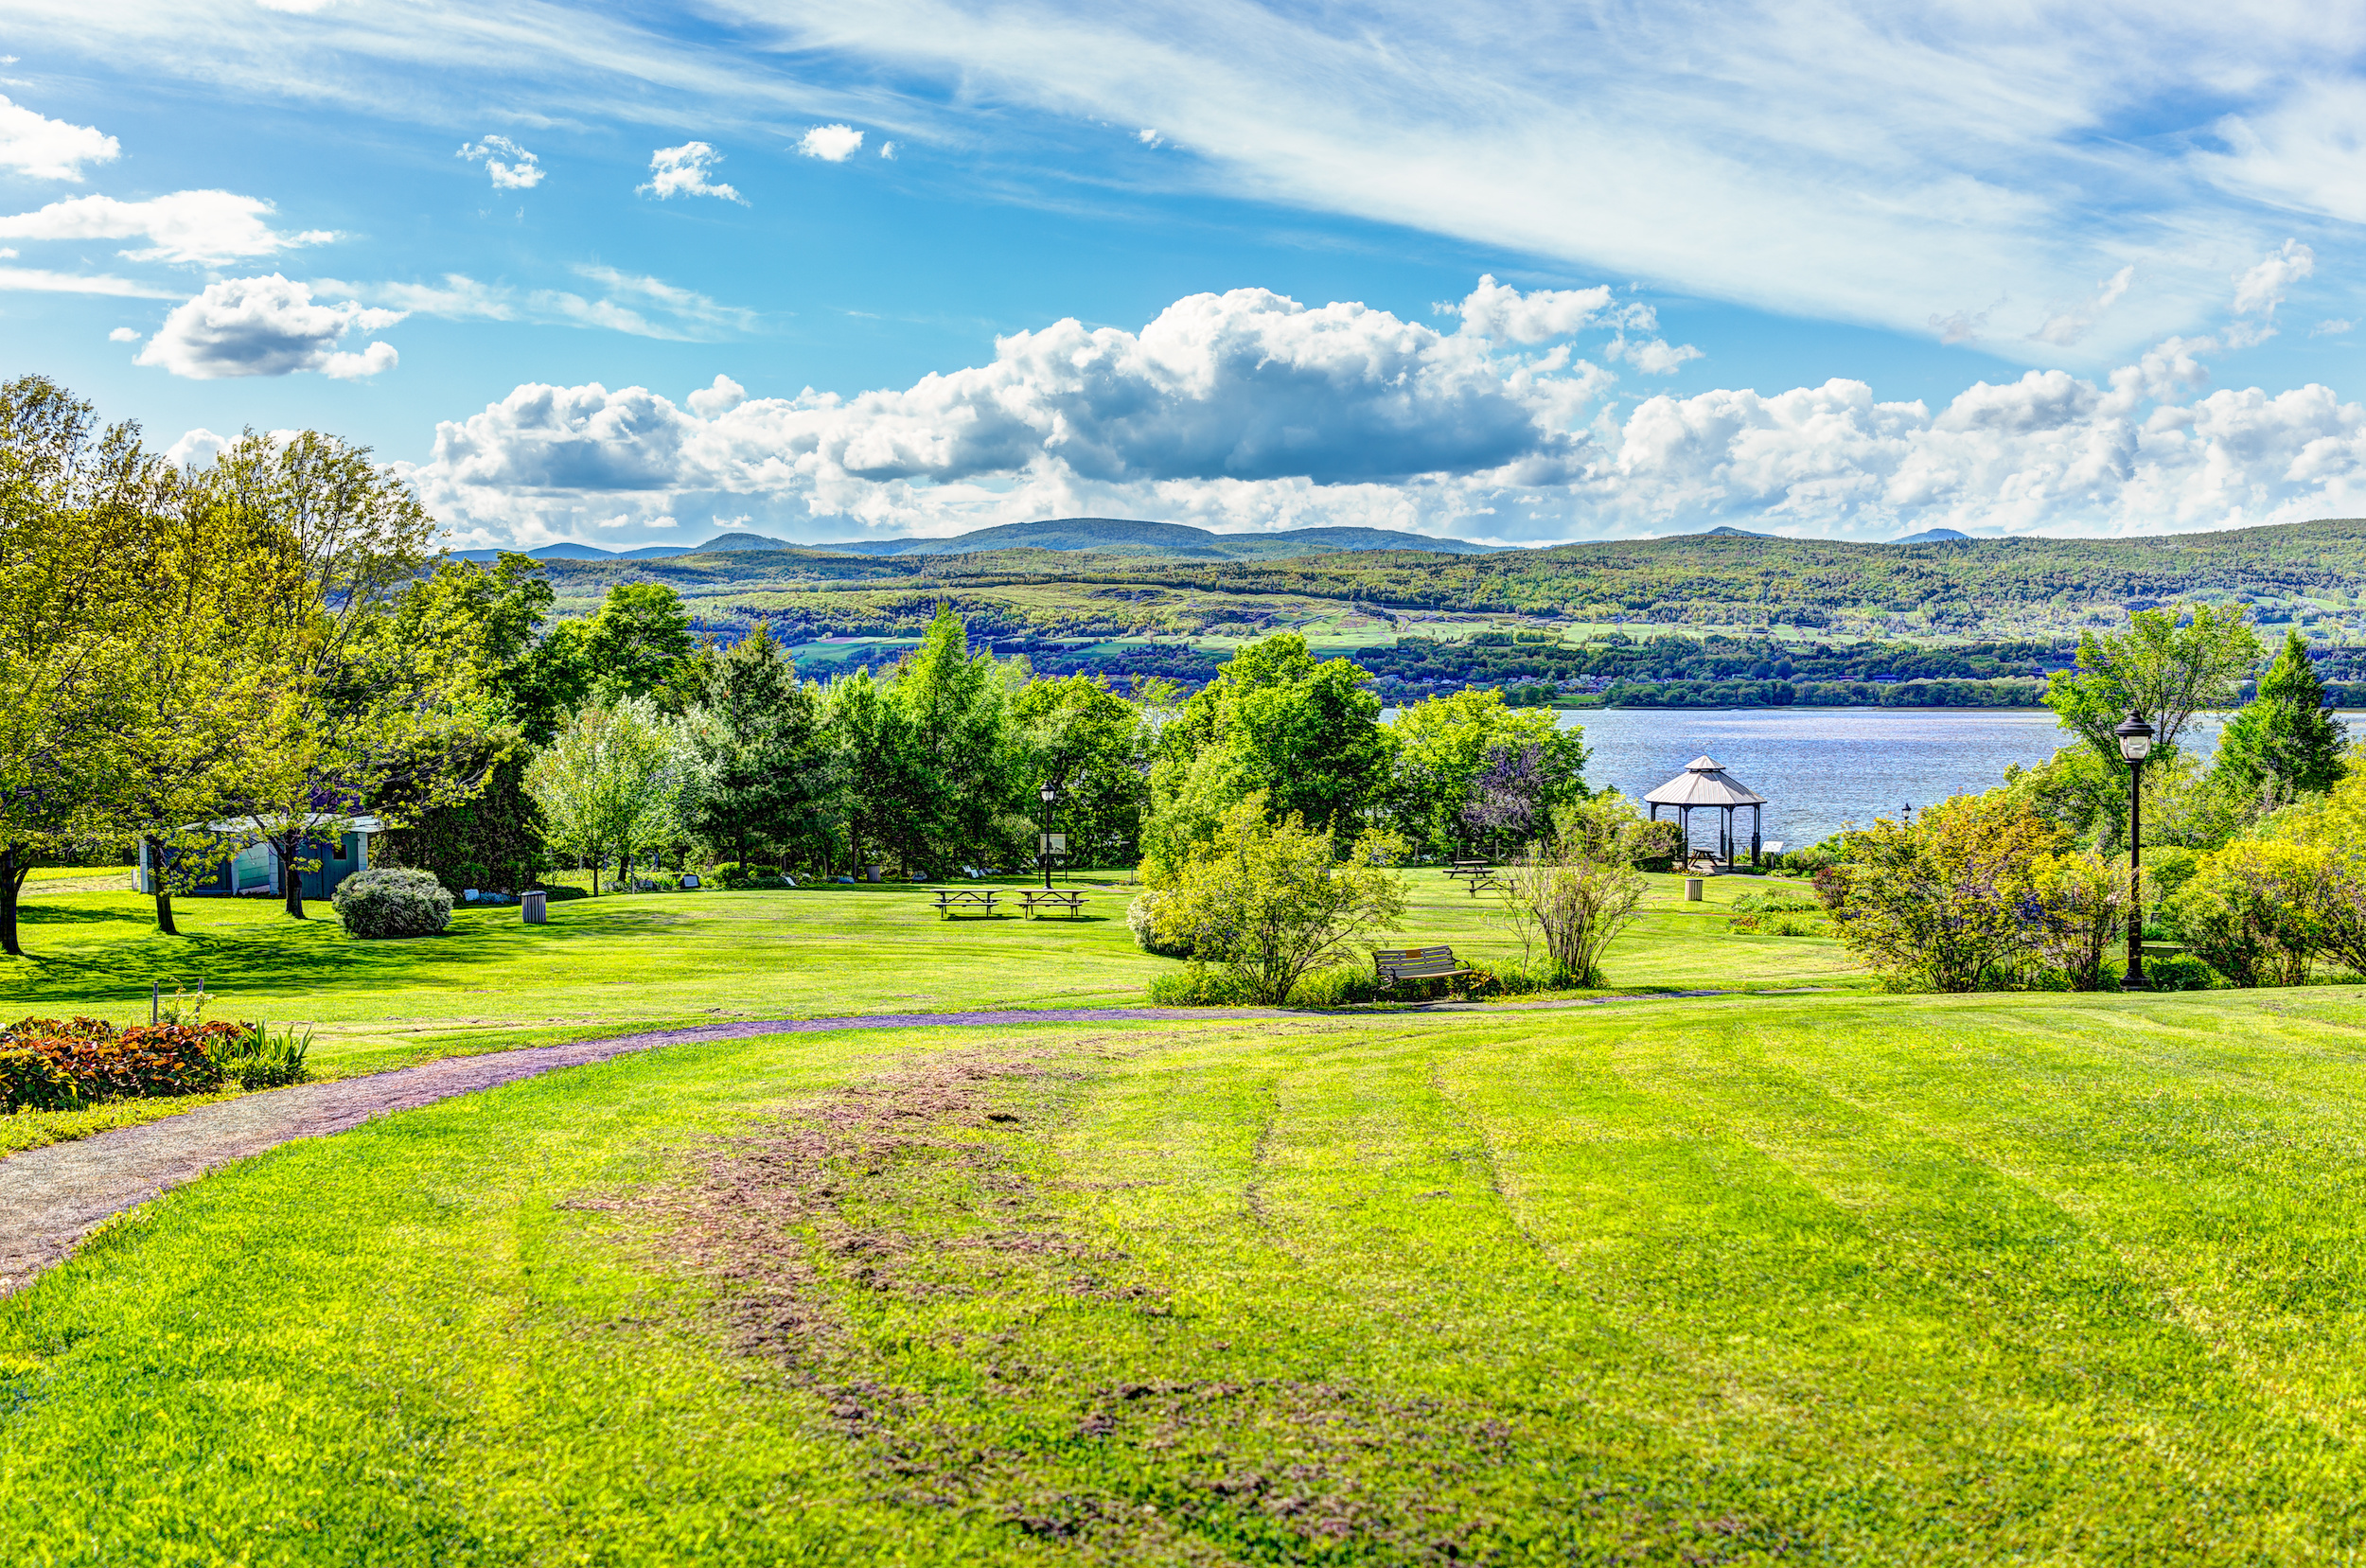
[1642, 756, 1768, 867]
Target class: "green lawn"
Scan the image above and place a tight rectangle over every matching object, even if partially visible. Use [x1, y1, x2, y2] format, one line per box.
[0, 870, 1860, 1079]
[9, 987, 2366, 1561]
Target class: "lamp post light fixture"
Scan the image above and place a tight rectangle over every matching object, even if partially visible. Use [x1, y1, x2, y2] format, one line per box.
[1037, 778, 1061, 890]
[2115, 708, 2156, 989]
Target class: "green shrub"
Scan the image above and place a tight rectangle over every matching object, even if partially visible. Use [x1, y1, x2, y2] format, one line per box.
[207, 1023, 314, 1089]
[1145, 961, 1254, 1007]
[2167, 840, 2330, 987]
[0, 1047, 80, 1112]
[1287, 965, 1380, 1007]
[1730, 889, 1823, 914]
[1126, 891, 1192, 958]
[2143, 953, 2223, 992]
[332, 867, 453, 938]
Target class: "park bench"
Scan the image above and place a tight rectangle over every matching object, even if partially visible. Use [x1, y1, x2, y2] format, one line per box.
[1020, 890, 1089, 920]
[1372, 944, 1475, 992]
[931, 889, 1000, 919]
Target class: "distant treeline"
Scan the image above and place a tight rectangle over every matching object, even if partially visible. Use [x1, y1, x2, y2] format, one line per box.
[945, 520, 2366, 627]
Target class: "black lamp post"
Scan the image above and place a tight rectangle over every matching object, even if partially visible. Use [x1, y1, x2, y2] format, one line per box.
[2115, 708, 2155, 988]
[1037, 778, 1060, 890]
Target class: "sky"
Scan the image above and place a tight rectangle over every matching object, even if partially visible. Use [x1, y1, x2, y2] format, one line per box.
[6, 1, 2366, 551]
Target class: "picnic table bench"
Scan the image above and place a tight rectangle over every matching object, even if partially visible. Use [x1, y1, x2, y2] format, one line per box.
[1447, 860, 1509, 895]
[931, 889, 1000, 919]
[1372, 944, 1476, 991]
[1019, 890, 1089, 920]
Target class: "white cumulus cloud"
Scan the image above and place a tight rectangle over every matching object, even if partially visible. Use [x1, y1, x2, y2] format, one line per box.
[167, 428, 229, 466]
[640, 141, 744, 203]
[0, 190, 333, 266]
[107, 326, 139, 342]
[0, 94, 118, 181]
[136, 274, 403, 379]
[797, 124, 863, 161]
[687, 374, 745, 418]
[400, 274, 2366, 551]
[457, 134, 543, 189]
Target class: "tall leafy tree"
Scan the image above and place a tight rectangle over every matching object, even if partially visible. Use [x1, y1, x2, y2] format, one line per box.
[1146, 635, 1392, 874]
[522, 698, 679, 895]
[373, 555, 579, 892]
[822, 666, 925, 877]
[208, 431, 494, 918]
[585, 582, 696, 707]
[892, 607, 1021, 872]
[1384, 686, 1587, 857]
[0, 377, 162, 956]
[2044, 603, 2263, 763]
[115, 460, 303, 934]
[2212, 629, 2347, 809]
[1013, 673, 1153, 866]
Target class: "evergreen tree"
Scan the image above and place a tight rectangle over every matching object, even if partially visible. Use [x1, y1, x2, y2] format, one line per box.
[673, 625, 834, 872]
[2213, 628, 2347, 808]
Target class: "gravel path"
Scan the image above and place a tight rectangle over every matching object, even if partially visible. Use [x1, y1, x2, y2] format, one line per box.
[0, 991, 1774, 1297]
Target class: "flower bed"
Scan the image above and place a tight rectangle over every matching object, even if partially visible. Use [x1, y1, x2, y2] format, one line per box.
[0, 1016, 285, 1113]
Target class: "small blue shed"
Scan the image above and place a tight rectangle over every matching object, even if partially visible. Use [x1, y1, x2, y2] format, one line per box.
[136, 816, 385, 899]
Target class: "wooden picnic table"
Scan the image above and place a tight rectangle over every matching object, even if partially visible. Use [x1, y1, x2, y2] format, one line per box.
[1019, 890, 1089, 920]
[930, 889, 1000, 919]
[1447, 860, 1509, 895]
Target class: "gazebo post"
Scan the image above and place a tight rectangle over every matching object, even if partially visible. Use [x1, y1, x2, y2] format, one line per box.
[1752, 804, 1761, 867]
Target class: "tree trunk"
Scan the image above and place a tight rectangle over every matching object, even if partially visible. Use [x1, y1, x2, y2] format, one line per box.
[146, 837, 179, 934]
[280, 835, 307, 918]
[0, 844, 22, 958]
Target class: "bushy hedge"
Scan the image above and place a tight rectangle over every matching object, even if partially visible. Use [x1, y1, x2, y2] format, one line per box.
[1125, 891, 1192, 958]
[0, 1016, 245, 1112]
[332, 867, 453, 938]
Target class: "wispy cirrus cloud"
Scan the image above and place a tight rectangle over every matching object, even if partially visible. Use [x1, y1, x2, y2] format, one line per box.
[315, 264, 755, 341]
[1, 1, 2346, 364]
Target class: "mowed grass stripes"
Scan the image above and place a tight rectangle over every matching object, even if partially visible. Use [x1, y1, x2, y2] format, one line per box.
[7, 990, 2366, 1562]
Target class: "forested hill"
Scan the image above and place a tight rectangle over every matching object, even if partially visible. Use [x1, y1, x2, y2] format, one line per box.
[999, 519, 2366, 630]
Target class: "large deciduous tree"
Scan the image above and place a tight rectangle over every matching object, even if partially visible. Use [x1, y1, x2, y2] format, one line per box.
[0, 377, 162, 956]
[2044, 603, 2263, 763]
[208, 430, 494, 918]
[522, 698, 679, 895]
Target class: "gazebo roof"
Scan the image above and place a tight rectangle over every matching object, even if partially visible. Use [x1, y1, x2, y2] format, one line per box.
[1641, 755, 1767, 808]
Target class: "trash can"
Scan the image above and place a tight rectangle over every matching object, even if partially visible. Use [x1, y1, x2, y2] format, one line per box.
[521, 889, 548, 925]
[1684, 877, 1704, 902]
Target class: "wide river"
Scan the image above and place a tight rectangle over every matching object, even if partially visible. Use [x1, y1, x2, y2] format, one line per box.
[1379, 706, 2355, 853]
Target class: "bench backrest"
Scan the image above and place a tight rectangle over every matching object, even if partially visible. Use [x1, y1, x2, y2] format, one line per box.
[1373, 944, 1462, 978]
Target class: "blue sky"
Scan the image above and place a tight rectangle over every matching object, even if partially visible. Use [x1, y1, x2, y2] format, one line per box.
[6, 2, 2366, 549]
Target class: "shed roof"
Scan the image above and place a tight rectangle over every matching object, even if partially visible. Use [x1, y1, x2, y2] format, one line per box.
[1641, 755, 1767, 808]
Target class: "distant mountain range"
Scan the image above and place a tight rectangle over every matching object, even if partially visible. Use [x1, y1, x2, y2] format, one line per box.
[450, 518, 1507, 565]
[1894, 527, 1972, 544]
